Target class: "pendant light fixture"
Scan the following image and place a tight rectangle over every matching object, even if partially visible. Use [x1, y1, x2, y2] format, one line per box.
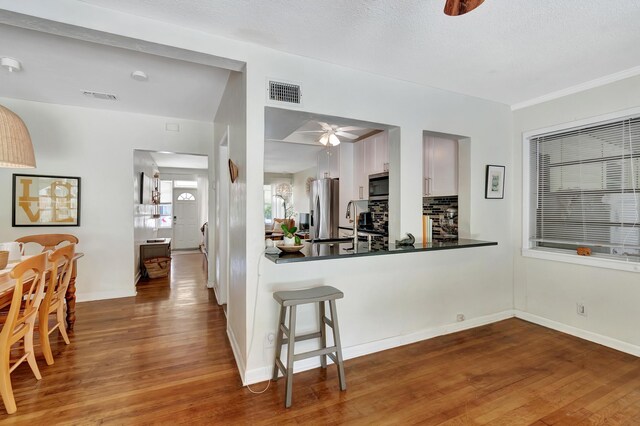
[444, 0, 485, 16]
[0, 104, 36, 168]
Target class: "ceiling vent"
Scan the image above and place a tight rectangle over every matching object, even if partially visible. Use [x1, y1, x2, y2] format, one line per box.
[82, 91, 118, 101]
[267, 80, 301, 105]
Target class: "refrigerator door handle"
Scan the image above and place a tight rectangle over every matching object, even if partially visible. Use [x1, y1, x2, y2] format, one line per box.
[314, 195, 321, 240]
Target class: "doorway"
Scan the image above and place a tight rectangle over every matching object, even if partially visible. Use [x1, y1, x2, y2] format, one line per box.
[133, 150, 210, 283]
[173, 186, 200, 249]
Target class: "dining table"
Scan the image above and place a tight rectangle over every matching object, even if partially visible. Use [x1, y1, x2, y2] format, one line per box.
[0, 252, 84, 330]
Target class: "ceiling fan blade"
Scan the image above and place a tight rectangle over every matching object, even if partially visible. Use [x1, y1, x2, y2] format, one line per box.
[294, 130, 325, 133]
[317, 122, 333, 131]
[335, 131, 359, 140]
[337, 126, 363, 132]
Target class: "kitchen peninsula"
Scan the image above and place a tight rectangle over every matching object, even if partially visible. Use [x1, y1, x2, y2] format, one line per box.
[266, 238, 497, 264]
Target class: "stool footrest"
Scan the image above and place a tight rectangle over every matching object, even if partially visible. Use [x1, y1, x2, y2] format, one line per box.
[323, 316, 334, 328]
[282, 331, 322, 345]
[274, 357, 286, 378]
[279, 323, 289, 337]
[293, 345, 337, 362]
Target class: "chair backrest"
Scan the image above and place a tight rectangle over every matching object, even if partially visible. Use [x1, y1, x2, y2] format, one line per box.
[0, 253, 47, 343]
[44, 244, 75, 307]
[16, 234, 79, 255]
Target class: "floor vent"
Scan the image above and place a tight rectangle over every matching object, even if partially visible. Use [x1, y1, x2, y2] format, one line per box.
[268, 80, 301, 105]
[82, 91, 118, 101]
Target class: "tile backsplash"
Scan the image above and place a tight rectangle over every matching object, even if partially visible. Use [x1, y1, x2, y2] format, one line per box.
[368, 199, 389, 250]
[423, 196, 458, 241]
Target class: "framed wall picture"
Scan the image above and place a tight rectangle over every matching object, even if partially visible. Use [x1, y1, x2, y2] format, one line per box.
[12, 174, 81, 226]
[485, 165, 505, 199]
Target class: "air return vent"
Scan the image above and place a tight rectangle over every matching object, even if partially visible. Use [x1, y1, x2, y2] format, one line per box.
[267, 80, 301, 105]
[82, 90, 118, 101]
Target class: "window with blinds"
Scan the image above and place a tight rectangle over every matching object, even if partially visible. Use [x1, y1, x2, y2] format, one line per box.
[529, 116, 640, 262]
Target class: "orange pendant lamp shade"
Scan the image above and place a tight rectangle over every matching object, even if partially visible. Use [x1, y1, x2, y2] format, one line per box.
[0, 104, 36, 168]
[444, 0, 485, 16]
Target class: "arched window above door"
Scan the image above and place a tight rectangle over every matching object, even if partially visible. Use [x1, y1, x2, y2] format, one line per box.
[177, 192, 195, 201]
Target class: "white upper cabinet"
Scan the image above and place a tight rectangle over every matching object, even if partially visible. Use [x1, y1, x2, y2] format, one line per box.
[353, 139, 367, 199]
[353, 132, 389, 200]
[423, 136, 458, 197]
[367, 133, 389, 176]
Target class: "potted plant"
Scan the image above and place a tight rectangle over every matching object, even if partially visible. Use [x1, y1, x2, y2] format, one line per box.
[281, 223, 301, 246]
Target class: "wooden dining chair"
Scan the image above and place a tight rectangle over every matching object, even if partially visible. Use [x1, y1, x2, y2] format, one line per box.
[0, 253, 47, 415]
[38, 244, 75, 365]
[16, 234, 79, 255]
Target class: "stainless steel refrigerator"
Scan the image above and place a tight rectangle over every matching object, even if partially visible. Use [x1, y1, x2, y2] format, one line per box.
[309, 178, 339, 241]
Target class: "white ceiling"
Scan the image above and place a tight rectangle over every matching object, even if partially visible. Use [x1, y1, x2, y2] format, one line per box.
[76, 0, 640, 106]
[0, 23, 231, 121]
[264, 107, 391, 174]
[150, 152, 208, 169]
[264, 141, 324, 174]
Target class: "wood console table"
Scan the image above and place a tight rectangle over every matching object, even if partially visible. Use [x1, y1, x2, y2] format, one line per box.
[140, 238, 171, 278]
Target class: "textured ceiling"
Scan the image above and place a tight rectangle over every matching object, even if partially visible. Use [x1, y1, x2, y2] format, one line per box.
[0, 23, 230, 120]
[77, 0, 640, 106]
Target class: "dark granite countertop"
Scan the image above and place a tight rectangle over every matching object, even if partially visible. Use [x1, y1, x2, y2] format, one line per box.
[265, 238, 497, 264]
[337, 226, 387, 236]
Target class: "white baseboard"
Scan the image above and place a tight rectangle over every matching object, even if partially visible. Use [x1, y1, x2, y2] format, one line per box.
[227, 326, 246, 385]
[244, 309, 516, 385]
[514, 310, 640, 357]
[76, 289, 137, 303]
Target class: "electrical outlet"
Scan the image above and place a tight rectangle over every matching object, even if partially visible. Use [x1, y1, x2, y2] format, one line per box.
[576, 303, 587, 317]
[456, 313, 465, 322]
[264, 332, 276, 348]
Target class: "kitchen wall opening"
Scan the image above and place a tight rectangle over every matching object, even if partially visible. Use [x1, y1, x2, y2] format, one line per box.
[264, 107, 399, 249]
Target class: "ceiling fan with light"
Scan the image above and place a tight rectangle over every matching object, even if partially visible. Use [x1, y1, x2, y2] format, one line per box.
[295, 122, 365, 146]
[444, 0, 485, 16]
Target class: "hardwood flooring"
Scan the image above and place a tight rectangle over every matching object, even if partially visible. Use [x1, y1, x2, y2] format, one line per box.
[2, 253, 640, 424]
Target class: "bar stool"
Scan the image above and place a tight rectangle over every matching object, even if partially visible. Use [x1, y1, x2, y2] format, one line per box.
[272, 286, 346, 408]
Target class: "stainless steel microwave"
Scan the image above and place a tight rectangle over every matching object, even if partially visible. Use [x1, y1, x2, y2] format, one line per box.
[369, 172, 389, 200]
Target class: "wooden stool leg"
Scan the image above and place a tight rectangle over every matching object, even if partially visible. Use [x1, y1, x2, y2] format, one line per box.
[0, 351, 16, 414]
[329, 300, 346, 391]
[285, 305, 297, 408]
[319, 301, 327, 368]
[39, 311, 54, 366]
[272, 305, 286, 381]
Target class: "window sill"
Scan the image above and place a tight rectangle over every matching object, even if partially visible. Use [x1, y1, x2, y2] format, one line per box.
[522, 248, 640, 273]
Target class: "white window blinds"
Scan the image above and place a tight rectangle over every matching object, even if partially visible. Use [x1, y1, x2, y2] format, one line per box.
[529, 117, 640, 261]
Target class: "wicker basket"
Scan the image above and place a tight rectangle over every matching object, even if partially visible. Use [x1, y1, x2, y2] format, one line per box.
[144, 256, 171, 278]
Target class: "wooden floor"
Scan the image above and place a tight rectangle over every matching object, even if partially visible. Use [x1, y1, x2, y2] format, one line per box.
[3, 253, 640, 424]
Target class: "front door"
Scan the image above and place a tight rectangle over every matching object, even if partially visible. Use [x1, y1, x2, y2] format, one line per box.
[173, 189, 200, 249]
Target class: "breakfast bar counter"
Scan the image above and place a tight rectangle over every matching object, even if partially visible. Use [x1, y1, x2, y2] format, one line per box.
[265, 238, 497, 264]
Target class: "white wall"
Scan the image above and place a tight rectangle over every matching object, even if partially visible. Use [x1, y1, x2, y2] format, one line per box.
[213, 70, 247, 367]
[3, 2, 514, 384]
[512, 75, 640, 353]
[244, 47, 514, 382]
[0, 97, 213, 301]
[133, 150, 159, 278]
